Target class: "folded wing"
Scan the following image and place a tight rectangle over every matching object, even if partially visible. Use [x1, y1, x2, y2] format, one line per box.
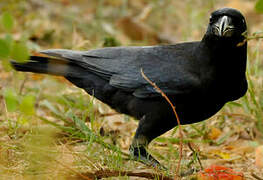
[38, 45, 201, 98]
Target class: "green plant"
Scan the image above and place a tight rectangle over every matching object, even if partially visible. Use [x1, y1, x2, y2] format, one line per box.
[0, 12, 29, 70]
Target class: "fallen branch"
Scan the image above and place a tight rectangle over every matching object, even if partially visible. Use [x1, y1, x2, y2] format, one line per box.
[81, 169, 173, 180]
[140, 69, 183, 180]
[54, 153, 173, 180]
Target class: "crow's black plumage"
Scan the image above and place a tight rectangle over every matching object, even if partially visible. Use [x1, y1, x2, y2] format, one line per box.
[11, 8, 248, 168]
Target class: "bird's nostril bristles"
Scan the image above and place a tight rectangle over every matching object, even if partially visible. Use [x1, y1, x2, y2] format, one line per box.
[214, 25, 220, 31]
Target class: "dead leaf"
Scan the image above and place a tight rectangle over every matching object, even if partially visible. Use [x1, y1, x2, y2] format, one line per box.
[208, 127, 222, 140]
[211, 150, 231, 160]
[117, 16, 161, 44]
[255, 145, 263, 168]
[197, 165, 245, 180]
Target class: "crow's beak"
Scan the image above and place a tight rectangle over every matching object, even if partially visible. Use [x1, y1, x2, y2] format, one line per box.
[213, 16, 235, 37]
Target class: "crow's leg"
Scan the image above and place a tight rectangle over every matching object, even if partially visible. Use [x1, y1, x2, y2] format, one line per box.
[129, 135, 163, 169]
[129, 113, 175, 169]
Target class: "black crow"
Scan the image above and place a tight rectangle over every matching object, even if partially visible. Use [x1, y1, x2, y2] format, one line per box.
[11, 8, 247, 168]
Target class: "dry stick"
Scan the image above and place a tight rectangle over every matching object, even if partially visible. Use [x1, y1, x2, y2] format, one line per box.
[82, 169, 173, 180]
[140, 69, 183, 180]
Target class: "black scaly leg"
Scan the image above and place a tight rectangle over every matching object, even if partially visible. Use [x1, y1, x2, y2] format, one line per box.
[129, 113, 176, 170]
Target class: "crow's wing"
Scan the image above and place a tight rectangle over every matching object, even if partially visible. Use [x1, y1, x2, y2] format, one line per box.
[40, 44, 201, 98]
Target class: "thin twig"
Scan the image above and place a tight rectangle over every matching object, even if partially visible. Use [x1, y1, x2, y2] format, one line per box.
[237, 34, 263, 47]
[140, 69, 183, 180]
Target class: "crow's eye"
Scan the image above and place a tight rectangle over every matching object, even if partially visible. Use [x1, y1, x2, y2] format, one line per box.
[209, 16, 217, 24]
[209, 16, 214, 24]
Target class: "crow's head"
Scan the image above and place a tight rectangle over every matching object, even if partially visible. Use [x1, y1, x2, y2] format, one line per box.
[207, 8, 247, 39]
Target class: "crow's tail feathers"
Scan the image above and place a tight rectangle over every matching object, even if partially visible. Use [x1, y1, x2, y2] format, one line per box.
[10, 55, 86, 77]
